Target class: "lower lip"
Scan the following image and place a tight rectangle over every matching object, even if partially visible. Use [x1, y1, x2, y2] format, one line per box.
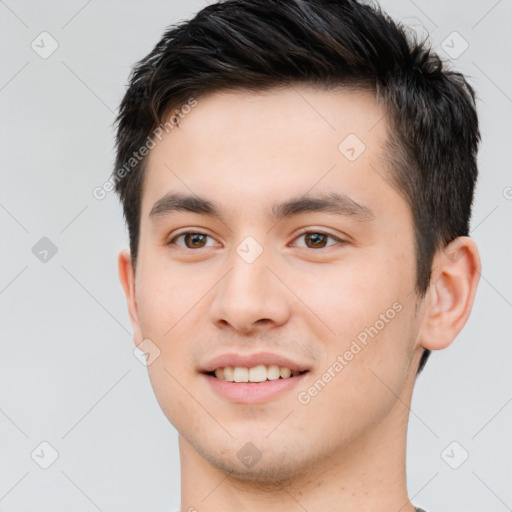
[202, 372, 308, 404]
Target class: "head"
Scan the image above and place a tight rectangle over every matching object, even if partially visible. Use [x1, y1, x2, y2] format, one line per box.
[114, 0, 480, 483]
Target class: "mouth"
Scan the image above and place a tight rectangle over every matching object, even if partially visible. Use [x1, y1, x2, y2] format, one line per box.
[201, 363, 310, 404]
[199, 353, 312, 403]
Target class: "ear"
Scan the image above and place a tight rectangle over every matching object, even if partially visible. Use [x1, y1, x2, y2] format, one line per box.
[419, 236, 481, 351]
[118, 249, 144, 347]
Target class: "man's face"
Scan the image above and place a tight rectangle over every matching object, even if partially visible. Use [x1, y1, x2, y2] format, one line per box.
[125, 86, 426, 480]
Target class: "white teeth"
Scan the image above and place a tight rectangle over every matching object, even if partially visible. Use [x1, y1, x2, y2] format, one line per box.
[267, 365, 281, 380]
[212, 364, 303, 382]
[233, 367, 249, 382]
[248, 365, 267, 382]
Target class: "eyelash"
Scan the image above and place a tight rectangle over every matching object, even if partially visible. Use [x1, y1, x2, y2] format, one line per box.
[167, 229, 345, 250]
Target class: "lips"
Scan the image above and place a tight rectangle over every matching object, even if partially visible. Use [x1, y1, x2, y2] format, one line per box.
[200, 351, 312, 374]
[202, 369, 309, 403]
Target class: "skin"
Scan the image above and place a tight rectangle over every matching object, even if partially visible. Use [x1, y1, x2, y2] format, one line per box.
[118, 86, 481, 511]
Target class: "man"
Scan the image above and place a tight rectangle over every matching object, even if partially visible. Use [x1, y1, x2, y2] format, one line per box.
[113, 0, 481, 510]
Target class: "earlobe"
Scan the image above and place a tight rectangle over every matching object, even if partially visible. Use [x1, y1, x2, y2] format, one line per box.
[118, 249, 144, 347]
[419, 236, 481, 351]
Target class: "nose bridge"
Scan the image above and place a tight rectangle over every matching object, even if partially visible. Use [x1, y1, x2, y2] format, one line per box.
[209, 235, 289, 331]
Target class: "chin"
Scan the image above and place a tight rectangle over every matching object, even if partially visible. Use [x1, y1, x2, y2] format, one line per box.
[191, 435, 318, 486]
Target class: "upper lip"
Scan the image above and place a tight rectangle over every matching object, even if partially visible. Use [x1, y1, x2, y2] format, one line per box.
[200, 352, 312, 373]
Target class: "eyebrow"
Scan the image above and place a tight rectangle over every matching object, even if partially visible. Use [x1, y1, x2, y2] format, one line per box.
[149, 191, 375, 223]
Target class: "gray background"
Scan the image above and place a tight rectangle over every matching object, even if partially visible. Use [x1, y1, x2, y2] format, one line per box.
[1, 1, 511, 511]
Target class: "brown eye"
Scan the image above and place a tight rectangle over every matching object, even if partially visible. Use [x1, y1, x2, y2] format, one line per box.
[168, 232, 215, 249]
[304, 232, 329, 248]
[184, 233, 207, 248]
[292, 231, 343, 249]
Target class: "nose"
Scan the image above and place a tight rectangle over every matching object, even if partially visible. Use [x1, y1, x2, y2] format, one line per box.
[208, 242, 291, 334]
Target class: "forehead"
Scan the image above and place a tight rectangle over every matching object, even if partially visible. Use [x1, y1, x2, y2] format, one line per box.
[158, 86, 387, 155]
[141, 86, 396, 222]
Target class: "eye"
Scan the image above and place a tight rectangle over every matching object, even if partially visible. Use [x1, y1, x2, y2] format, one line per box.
[167, 229, 346, 251]
[168, 231, 217, 249]
[291, 230, 344, 249]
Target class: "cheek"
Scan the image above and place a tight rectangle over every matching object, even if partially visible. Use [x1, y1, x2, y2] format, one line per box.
[282, 252, 408, 333]
[286, 252, 416, 383]
[135, 260, 201, 335]
[296, 306, 417, 441]
[146, 361, 195, 432]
